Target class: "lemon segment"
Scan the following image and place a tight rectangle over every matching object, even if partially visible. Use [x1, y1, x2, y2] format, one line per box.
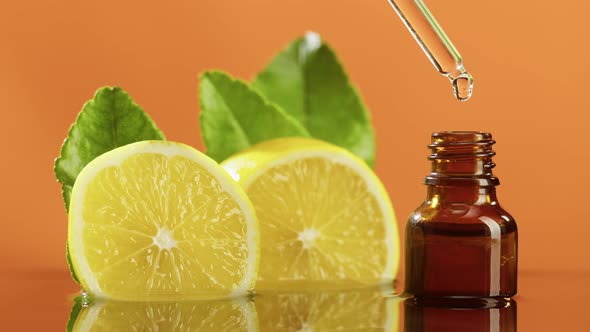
[68, 141, 259, 300]
[222, 138, 399, 286]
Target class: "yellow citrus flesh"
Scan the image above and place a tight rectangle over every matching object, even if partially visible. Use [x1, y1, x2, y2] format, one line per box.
[68, 141, 259, 301]
[73, 299, 258, 332]
[222, 138, 399, 287]
[255, 289, 399, 331]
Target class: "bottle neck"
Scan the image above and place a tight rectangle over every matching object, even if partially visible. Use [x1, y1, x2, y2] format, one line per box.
[426, 185, 498, 206]
[425, 131, 499, 187]
[423, 131, 500, 206]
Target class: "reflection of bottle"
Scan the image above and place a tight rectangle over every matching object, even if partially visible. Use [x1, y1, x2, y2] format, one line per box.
[405, 132, 517, 298]
[404, 297, 517, 332]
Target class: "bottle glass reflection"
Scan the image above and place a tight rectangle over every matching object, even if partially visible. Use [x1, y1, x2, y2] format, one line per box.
[404, 297, 517, 332]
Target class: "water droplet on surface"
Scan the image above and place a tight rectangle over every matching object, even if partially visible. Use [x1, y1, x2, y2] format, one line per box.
[80, 291, 90, 307]
[451, 71, 474, 102]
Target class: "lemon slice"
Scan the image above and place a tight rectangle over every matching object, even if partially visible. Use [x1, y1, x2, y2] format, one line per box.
[73, 298, 258, 332]
[222, 138, 399, 286]
[68, 141, 259, 300]
[255, 289, 399, 331]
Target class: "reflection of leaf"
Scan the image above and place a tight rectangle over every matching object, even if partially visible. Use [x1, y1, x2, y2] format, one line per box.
[256, 288, 399, 331]
[253, 32, 375, 166]
[68, 298, 257, 331]
[200, 71, 309, 162]
[66, 297, 83, 332]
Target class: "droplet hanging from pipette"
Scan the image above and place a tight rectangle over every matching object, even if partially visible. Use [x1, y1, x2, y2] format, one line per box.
[387, 0, 475, 102]
[451, 71, 474, 102]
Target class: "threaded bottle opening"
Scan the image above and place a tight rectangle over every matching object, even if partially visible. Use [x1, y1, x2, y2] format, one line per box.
[429, 131, 495, 160]
[431, 131, 492, 144]
[425, 131, 499, 186]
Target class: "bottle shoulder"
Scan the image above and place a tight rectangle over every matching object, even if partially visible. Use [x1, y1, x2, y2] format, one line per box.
[407, 201, 517, 233]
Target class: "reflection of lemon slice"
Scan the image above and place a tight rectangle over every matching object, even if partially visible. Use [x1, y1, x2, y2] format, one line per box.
[255, 289, 399, 331]
[222, 138, 399, 286]
[73, 298, 257, 332]
[68, 141, 259, 301]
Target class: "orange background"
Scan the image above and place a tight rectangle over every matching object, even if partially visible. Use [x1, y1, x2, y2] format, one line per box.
[1, 0, 588, 275]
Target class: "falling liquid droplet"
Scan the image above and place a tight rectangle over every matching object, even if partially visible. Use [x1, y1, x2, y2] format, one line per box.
[451, 71, 474, 102]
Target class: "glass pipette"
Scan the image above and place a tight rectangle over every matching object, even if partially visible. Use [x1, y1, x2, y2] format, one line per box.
[387, 0, 474, 101]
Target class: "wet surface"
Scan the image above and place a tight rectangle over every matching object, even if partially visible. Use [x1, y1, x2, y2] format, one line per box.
[0, 269, 588, 331]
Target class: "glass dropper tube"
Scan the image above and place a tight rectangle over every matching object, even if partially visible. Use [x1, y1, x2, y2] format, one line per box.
[387, 0, 474, 101]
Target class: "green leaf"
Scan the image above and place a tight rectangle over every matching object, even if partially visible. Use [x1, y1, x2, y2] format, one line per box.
[54, 86, 165, 282]
[199, 71, 310, 162]
[252, 32, 375, 166]
[55, 87, 165, 210]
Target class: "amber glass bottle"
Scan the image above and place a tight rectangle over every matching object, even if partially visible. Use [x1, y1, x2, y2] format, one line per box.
[405, 131, 517, 298]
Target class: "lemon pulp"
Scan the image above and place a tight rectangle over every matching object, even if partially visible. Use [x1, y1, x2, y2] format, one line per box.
[222, 138, 399, 286]
[68, 141, 259, 300]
